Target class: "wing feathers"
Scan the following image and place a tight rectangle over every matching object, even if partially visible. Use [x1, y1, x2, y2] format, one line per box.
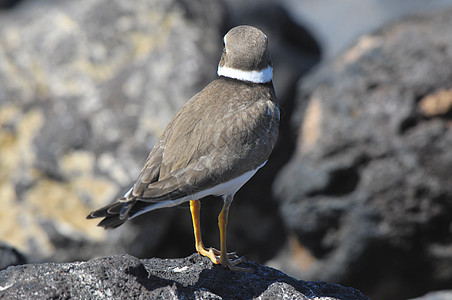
[87, 79, 278, 229]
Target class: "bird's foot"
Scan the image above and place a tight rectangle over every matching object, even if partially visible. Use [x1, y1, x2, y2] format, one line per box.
[196, 246, 239, 263]
[220, 255, 254, 273]
[196, 245, 252, 272]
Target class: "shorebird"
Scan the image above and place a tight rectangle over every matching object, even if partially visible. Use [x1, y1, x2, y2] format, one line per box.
[87, 25, 279, 272]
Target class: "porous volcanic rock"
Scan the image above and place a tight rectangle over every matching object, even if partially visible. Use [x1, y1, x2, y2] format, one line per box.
[0, 254, 369, 299]
[272, 9, 452, 300]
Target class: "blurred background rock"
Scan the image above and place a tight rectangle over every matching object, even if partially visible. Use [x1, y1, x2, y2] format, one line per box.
[0, 0, 451, 299]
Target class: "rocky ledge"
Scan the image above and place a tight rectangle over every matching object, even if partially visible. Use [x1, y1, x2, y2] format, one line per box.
[0, 254, 368, 299]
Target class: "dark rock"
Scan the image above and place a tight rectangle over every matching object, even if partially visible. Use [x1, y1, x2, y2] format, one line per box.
[0, 242, 26, 271]
[272, 9, 452, 300]
[0, 0, 21, 9]
[0, 254, 369, 299]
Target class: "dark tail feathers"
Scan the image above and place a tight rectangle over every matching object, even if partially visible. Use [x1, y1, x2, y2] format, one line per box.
[87, 199, 136, 229]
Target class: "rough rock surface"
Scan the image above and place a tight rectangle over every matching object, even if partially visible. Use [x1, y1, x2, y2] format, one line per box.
[0, 0, 223, 262]
[0, 254, 368, 299]
[272, 9, 452, 300]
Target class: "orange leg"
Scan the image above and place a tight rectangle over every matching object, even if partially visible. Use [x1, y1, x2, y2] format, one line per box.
[217, 195, 253, 272]
[189, 199, 242, 268]
[189, 200, 220, 263]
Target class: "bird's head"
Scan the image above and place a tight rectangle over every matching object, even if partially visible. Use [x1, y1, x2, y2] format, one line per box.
[217, 25, 272, 84]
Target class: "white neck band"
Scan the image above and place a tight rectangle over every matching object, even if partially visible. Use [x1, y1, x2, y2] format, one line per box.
[217, 65, 272, 83]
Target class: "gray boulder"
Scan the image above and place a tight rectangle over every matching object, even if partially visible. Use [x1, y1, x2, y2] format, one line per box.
[0, 0, 223, 263]
[0, 254, 369, 299]
[272, 9, 452, 300]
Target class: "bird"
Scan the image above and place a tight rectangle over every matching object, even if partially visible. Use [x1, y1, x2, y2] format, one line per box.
[87, 25, 279, 272]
